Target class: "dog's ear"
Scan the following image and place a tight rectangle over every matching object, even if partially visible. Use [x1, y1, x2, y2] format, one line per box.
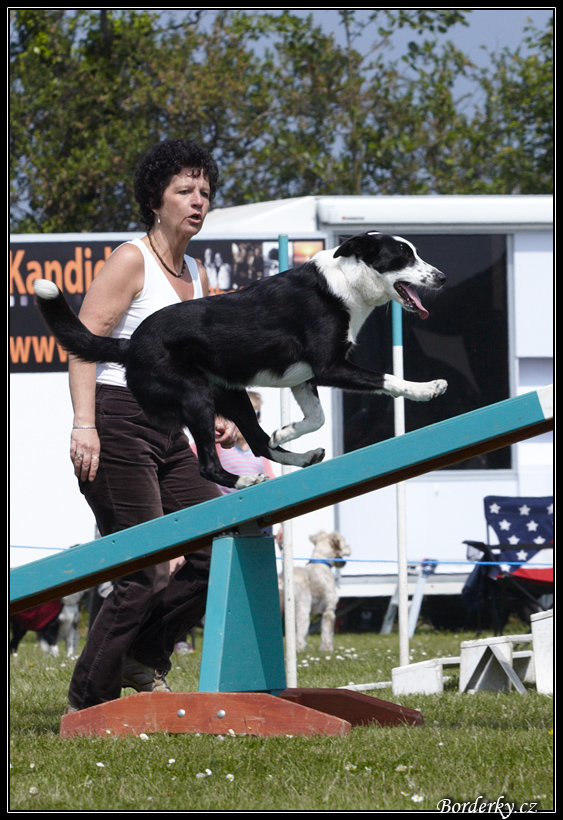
[329, 532, 342, 554]
[330, 531, 350, 557]
[334, 232, 380, 259]
[333, 235, 364, 259]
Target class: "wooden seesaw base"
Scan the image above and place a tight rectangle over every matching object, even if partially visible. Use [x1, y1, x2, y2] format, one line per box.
[59, 689, 422, 739]
[59, 537, 422, 740]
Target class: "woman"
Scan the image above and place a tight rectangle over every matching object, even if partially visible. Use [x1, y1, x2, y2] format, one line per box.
[65, 139, 236, 712]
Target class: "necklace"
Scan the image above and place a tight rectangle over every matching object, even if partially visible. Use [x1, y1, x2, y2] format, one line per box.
[147, 231, 186, 278]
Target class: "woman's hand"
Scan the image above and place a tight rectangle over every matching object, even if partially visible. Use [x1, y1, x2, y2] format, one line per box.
[214, 416, 238, 449]
[70, 427, 101, 482]
[169, 556, 186, 575]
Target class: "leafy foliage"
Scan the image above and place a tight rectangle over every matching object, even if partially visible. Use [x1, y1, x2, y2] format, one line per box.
[10, 10, 553, 232]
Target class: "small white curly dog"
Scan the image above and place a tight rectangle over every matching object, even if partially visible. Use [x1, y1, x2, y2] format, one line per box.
[279, 531, 351, 653]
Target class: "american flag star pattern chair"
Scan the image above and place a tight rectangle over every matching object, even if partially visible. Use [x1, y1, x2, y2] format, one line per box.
[462, 496, 553, 634]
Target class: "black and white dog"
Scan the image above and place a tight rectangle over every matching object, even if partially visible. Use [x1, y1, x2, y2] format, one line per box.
[10, 592, 83, 658]
[33, 232, 447, 489]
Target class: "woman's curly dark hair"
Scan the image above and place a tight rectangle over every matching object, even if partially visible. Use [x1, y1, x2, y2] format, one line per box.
[134, 139, 220, 230]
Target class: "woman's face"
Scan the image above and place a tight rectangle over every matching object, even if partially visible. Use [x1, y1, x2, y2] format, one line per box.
[155, 168, 211, 240]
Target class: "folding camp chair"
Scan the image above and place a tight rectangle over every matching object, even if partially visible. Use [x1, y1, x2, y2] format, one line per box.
[462, 496, 553, 634]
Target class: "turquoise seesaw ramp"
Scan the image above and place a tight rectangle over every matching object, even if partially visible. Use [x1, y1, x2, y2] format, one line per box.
[10, 386, 552, 614]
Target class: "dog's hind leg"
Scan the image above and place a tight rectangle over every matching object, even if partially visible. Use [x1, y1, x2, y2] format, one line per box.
[38, 619, 61, 656]
[319, 609, 336, 653]
[182, 383, 269, 489]
[294, 585, 313, 652]
[9, 621, 27, 654]
[269, 382, 325, 449]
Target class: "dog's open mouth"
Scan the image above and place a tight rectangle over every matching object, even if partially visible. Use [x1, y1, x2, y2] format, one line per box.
[394, 282, 429, 320]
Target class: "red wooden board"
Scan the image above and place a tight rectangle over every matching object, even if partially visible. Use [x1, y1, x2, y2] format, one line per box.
[278, 688, 423, 727]
[59, 691, 351, 738]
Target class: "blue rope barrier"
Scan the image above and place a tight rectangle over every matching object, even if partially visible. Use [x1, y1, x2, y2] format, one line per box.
[10, 545, 66, 552]
[274, 557, 552, 567]
[11, 547, 552, 568]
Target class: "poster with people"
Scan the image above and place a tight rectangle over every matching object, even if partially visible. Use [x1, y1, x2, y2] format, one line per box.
[188, 239, 324, 294]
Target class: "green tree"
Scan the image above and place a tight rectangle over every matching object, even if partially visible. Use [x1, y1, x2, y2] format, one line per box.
[10, 9, 552, 233]
[205, 9, 473, 201]
[10, 9, 177, 232]
[466, 18, 553, 193]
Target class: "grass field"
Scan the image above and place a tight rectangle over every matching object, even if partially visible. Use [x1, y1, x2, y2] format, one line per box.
[10, 619, 553, 812]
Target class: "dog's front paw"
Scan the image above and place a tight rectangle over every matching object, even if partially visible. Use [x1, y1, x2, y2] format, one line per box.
[429, 379, 448, 398]
[269, 425, 294, 449]
[287, 447, 326, 469]
[306, 448, 325, 466]
[234, 473, 270, 489]
[416, 379, 448, 401]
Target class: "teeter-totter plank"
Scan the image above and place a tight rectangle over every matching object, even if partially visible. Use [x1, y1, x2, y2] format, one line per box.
[10, 386, 552, 613]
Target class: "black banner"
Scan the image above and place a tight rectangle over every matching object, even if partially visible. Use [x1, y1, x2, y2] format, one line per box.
[10, 237, 324, 372]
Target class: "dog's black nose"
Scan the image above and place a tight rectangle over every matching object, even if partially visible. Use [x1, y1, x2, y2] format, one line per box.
[434, 269, 446, 286]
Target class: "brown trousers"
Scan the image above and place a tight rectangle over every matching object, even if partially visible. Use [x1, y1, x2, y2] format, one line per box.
[68, 384, 221, 709]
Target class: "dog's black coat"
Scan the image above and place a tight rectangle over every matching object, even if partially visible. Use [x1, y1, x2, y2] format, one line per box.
[34, 232, 447, 489]
[9, 616, 60, 655]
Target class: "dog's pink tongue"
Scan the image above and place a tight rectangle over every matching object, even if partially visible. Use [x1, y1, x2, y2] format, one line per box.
[402, 284, 429, 320]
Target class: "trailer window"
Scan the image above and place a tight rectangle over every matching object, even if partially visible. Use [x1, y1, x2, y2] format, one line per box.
[341, 234, 510, 469]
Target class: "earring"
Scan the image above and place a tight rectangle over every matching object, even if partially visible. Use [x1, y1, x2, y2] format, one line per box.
[157, 214, 161, 224]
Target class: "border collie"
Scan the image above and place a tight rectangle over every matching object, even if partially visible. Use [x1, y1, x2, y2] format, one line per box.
[33, 232, 447, 489]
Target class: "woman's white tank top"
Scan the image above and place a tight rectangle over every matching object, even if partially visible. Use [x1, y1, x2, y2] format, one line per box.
[96, 237, 203, 387]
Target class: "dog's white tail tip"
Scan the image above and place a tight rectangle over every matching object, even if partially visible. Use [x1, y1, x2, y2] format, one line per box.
[33, 279, 60, 300]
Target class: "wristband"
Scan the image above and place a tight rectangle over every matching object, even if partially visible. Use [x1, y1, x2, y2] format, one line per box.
[73, 425, 96, 429]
